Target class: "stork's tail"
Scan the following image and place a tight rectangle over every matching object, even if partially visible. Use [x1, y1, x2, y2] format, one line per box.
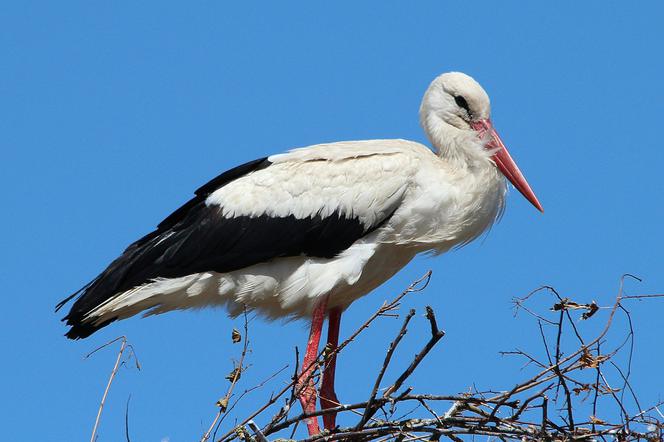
[63, 316, 117, 340]
[57, 273, 210, 339]
[56, 280, 119, 340]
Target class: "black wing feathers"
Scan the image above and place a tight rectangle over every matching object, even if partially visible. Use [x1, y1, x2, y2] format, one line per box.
[61, 157, 270, 338]
[132, 157, 271, 248]
[61, 156, 395, 339]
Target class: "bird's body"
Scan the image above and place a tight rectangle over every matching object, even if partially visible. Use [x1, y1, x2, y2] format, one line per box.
[62, 139, 505, 335]
[59, 72, 541, 435]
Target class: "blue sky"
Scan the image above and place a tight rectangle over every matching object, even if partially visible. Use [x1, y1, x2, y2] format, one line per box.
[2, 1, 663, 440]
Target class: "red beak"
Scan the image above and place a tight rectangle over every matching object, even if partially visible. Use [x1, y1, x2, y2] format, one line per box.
[471, 119, 543, 213]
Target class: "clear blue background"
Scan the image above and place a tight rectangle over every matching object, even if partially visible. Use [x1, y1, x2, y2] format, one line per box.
[2, 2, 663, 440]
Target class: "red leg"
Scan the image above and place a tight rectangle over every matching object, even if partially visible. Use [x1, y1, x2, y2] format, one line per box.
[298, 297, 328, 436]
[321, 307, 342, 430]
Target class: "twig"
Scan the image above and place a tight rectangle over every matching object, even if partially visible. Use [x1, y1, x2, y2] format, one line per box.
[247, 420, 268, 442]
[358, 308, 416, 428]
[125, 395, 131, 442]
[203, 309, 251, 442]
[211, 363, 289, 439]
[86, 336, 139, 442]
[383, 306, 445, 399]
[553, 309, 575, 430]
[335, 271, 432, 357]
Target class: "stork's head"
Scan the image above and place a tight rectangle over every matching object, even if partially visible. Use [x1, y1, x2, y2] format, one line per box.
[420, 72, 543, 213]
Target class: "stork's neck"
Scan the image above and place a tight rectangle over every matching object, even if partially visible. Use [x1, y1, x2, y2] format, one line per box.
[420, 112, 493, 171]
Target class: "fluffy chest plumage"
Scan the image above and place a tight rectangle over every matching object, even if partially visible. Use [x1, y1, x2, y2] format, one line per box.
[382, 156, 507, 253]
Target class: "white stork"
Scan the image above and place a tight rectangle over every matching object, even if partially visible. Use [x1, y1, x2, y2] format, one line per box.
[57, 72, 542, 435]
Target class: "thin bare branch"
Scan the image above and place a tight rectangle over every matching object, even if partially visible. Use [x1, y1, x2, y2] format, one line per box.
[87, 336, 140, 442]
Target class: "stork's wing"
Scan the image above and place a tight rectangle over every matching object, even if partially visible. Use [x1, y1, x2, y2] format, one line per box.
[59, 141, 416, 338]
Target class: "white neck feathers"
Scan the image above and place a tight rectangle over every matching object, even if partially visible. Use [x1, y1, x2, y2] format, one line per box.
[420, 112, 493, 170]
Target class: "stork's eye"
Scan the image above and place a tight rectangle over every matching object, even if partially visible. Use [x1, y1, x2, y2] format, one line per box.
[454, 95, 471, 115]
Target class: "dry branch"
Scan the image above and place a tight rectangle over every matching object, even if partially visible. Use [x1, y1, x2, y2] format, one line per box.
[208, 273, 663, 442]
[85, 336, 140, 442]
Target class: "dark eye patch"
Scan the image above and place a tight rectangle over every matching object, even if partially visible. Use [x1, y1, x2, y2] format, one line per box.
[454, 95, 471, 115]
